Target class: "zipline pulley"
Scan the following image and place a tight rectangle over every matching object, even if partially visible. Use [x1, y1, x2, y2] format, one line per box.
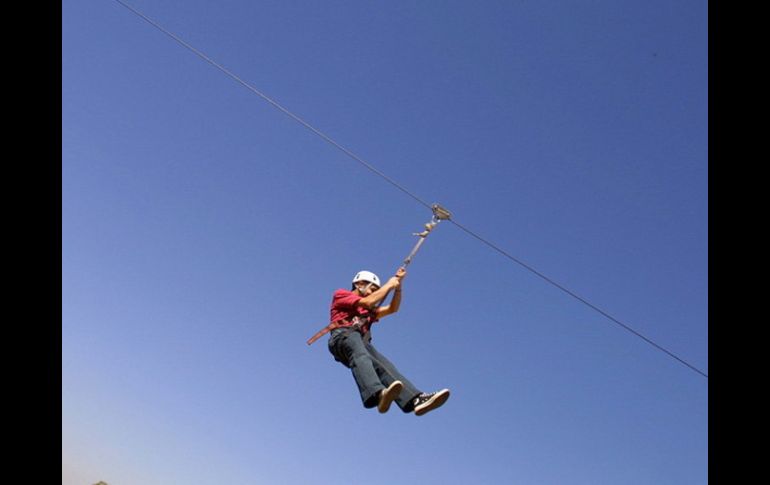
[402, 203, 451, 268]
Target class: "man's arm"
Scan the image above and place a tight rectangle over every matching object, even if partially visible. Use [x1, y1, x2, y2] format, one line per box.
[375, 286, 401, 318]
[373, 268, 407, 318]
[357, 279, 397, 309]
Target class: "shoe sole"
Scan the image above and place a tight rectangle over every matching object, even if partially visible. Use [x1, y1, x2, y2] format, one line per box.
[414, 389, 450, 416]
[378, 381, 403, 413]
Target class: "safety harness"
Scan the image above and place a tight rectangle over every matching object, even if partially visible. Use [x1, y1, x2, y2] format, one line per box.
[306, 315, 369, 346]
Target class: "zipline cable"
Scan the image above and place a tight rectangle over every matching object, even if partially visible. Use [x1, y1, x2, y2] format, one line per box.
[112, 0, 432, 212]
[112, 0, 707, 379]
[450, 219, 708, 378]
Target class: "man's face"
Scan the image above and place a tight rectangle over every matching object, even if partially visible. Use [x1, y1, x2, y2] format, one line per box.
[358, 281, 379, 296]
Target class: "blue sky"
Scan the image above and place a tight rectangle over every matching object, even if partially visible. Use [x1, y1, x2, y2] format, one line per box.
[63, 1, 707, 484]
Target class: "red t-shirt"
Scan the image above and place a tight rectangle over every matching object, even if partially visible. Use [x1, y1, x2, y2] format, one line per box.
[330, 289, 379, 334]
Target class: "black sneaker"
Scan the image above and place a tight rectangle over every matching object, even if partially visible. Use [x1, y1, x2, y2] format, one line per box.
[378, 380, 403, 413]
[412, 389, 450, 416]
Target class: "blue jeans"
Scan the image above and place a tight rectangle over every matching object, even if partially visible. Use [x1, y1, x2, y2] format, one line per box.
[328, 328, 421, 412]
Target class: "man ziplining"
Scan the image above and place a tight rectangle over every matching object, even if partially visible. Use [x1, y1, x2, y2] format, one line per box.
[307, 204, 453, 415]
[327, 268, 450, 415]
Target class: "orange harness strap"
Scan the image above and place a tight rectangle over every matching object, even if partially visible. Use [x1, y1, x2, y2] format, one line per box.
[306, 319, 349, 346]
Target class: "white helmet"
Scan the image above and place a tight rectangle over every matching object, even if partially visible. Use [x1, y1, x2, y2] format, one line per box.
[352, 270, 381, 287]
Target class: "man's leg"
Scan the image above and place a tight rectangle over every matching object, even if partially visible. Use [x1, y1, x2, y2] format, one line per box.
[332, 331, 386, 408]
[364, 342, 422, 412]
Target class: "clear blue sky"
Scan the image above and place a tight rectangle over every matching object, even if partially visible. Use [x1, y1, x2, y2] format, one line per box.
[63, 1, 708, 484]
